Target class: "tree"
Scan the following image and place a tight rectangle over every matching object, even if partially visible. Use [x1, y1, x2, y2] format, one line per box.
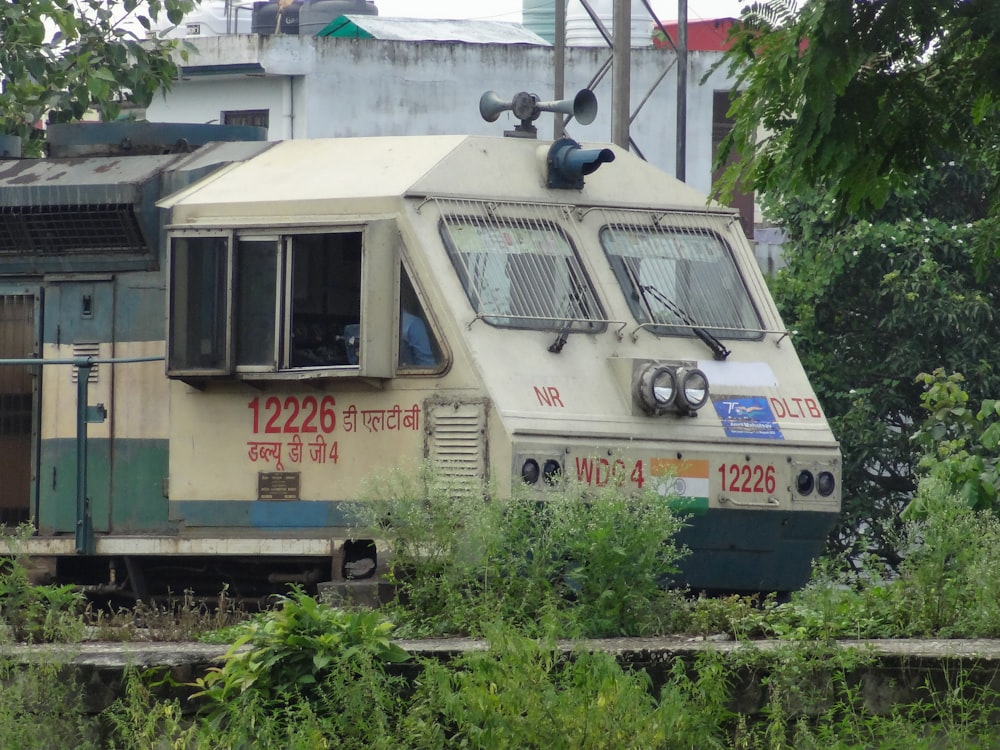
[767, 161, 1000, 567]
[718, 0, 1000, 221]
[0, 0, 197, 153]
[715, 1, 1000, 567]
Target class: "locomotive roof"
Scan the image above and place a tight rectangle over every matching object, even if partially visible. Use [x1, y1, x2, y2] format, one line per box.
[0, 140, 272, 209]
[160, 134, 725, 220]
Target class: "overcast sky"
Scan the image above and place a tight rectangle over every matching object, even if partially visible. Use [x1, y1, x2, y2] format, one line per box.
[374, 1, 749, 23]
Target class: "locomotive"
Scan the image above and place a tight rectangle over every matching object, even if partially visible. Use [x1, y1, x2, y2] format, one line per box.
[0, 94, 840, 599]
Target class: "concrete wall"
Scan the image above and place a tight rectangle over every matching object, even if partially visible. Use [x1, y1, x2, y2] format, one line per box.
[147, 35, 734, 198]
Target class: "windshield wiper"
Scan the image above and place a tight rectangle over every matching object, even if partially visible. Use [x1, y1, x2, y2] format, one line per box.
[639, 284, 731, 361]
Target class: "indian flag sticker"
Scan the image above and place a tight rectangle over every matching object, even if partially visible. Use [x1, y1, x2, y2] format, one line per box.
[651, 458, 710, 512]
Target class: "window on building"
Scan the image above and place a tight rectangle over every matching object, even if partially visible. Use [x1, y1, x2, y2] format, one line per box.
[222, 109, 269, 129]
[712, 90, 754, 238]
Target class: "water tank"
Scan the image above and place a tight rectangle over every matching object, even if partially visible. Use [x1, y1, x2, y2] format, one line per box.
[252, 0, 302, 35]
[300, 0, 378, 36]
[522, 0, 564, 44]
[566, 0, 652, 46]
[155, 0, 253, 38]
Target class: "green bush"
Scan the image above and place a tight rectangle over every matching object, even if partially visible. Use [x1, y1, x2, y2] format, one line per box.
[184, 588, 409, 747]
[358, 470, 689, 638]
[0, 659, 98, 749]
[891, 477, 1000, 636]
[400, 627, 731, 750]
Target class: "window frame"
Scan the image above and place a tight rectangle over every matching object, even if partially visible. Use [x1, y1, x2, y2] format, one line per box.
[166, 231, 234, 378]
[600, 219, 764, 341]
[438, 214, 606, 333]
[234, 234, 282, 374]
[166, 220, 396, 381]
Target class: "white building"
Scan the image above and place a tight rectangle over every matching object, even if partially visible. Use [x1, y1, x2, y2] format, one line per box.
[146, 7, 756, 235]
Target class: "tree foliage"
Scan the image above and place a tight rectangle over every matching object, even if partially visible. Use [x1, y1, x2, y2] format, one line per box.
[718, 0, 1000, 220]
[0, 0, 196, 151]
[909, 370, 1000, 515]
[767, 159, 1000, 566]
[716, 1, 1000, 567]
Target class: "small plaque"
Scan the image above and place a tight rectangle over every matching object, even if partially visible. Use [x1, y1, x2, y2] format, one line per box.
[258, 472, 300, 500]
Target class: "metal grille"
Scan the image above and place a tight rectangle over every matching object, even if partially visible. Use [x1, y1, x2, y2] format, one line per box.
[0, 294, 33, 526]
[435, 198, 606, 331]
[0, 204, 147, 256]
[71, 342, 100, 384]
[426, 401, 488, 494]
[0, 393, 31, 437]
[595, 208, 763, 339]
[0, 295, 34, 394]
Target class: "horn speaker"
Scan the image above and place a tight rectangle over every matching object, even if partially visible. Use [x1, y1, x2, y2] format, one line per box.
[479, 89, 598, 126]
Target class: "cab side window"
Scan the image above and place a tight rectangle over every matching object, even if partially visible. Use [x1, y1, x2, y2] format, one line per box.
[398, 267, 441, 369]
[167, 225, 394, 379]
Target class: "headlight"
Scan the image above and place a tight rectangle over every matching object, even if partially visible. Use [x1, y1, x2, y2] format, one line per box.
[677, 367, 709, 412]
[651, 369, 676, 407]
[542, 459, 562, 484]
[635, 363, 709, 416]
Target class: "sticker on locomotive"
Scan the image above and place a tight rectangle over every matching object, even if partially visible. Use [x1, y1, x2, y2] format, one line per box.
[246, 435, 338, 471]
[769, 396, 825, 420]
[651, 458, 710, 511]
[247, 396, 420, 434]
[711, 395, 784, 440]
[574, 456, 709, 511]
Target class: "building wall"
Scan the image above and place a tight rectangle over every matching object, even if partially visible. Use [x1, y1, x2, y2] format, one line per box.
[147, 35, 736, 197]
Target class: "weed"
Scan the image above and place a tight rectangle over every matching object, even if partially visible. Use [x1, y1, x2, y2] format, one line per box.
[102, 669, 198, 749]
[0, 524, 84, 643]
[400, 625, 731, 749]
[184, 587, 409, 745]
[88, 585, 247, 643]
[357, 469, 689, 638]
[0, 658, 99, 748]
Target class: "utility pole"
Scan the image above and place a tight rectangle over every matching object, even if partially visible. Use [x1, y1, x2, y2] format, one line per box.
[554, 0, 566, 139]
[612, 0, 632, 148]
[676, 0, 688, 180]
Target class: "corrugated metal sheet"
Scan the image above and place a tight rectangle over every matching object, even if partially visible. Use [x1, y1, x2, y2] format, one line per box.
[0, 154, 177, 208]
[318, 15, 550, 44]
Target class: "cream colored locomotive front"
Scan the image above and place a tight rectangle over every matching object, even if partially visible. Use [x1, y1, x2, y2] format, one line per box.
[163, 134, 840, 592]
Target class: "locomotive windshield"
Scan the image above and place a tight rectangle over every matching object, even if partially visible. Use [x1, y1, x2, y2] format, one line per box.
[440, 212, 605, 332]
[599, 212, 762, 340]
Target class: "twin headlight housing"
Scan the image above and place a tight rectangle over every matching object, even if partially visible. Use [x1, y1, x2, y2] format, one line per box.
[635, 363, 710, 416]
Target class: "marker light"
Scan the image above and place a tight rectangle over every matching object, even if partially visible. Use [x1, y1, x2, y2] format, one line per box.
[817, 471, 837, 497]
[796, 470, 815, 495]
[542, 459, 562, 484]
